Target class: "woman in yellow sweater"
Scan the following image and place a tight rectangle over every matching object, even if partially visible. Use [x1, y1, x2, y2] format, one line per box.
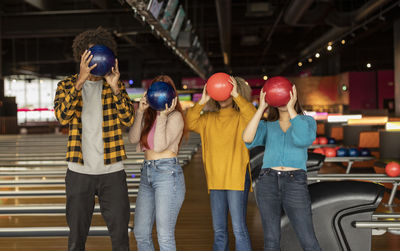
[186, 76, 256, 251]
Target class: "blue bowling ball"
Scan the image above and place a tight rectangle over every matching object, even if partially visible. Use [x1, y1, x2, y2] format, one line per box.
[88, 45, 115, 76]
[147, 81, 176, 111]
[349, 148, 360, 157]
[360, 148, 371, 156]
[327, 137, 336, 145]
[336, 148, 349, 157]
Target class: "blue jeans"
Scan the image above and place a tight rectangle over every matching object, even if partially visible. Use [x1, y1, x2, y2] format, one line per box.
[133, 157, 185, 251]
[209, 171, 252, 251]
[255, 168, 321, 251]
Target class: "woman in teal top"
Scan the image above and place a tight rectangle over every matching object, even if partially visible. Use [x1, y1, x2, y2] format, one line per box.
[243, 83, 321, 251]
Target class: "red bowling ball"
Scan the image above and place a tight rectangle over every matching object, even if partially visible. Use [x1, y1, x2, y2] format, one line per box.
[385, 162, 400, 177]
[313, 148, 325, 155]
[324, 147, 336, 157]
[262, 76, 293, 107]
[206, 72, 233, 101]
[318, 137, 328, 145]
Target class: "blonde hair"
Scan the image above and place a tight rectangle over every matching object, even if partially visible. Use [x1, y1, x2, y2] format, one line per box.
[204, 76, 252, 112]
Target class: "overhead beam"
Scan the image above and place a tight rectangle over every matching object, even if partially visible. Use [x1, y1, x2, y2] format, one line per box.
[215, 0, 231, 68]
[1, 11, 146, 39]
[24, 0, 52, 11]
[284, 0, 314, 25]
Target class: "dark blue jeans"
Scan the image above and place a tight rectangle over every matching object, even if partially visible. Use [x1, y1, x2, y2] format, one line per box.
[209, 171, 252, 251]
[254, 168, 321, 251]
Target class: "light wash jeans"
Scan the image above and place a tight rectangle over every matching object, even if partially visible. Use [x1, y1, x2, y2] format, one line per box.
[209, 171, 252, 251]
[133, 157, 186, 251]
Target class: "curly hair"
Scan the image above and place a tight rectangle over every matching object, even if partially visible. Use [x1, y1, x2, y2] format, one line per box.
[204, 76, 252, 112]
[72, 27, 117, 62]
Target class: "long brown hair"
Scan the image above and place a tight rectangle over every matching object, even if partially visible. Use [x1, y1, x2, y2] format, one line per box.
[139, 75, 187, 149]
[265, 84, 304, 121]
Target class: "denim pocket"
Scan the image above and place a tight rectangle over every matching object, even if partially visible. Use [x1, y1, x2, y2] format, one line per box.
[155, 163, 182, 174]
[173, 171, 185, 192]
[259, 169, 265, 177]
[291, 171, 307, 185]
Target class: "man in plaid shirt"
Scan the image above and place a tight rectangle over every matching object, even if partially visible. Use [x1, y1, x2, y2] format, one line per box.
[54, 27, 134, 251]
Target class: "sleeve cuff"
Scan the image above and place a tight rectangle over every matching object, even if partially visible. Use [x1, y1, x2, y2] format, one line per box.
[193, 102, 205, 111]
[244, 142, 253, 149]
[289, 115, 300, 123]
[233, 94, 244, 103]
[157, 113, 168, 122]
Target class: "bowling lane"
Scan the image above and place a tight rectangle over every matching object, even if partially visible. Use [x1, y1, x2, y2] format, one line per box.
[0, 196, 137, 206]
[0, 215, 110, 228]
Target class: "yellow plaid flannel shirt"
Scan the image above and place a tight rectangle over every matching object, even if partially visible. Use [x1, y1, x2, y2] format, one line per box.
[54, 74, 134, 165]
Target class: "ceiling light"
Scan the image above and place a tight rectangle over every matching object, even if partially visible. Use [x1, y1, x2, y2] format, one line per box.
[263, 75, 268, 80]
[315, 53, 320, 58]
[327, 45, 332, 51]
[341, 39, 346, 45]
[308, 58, 313, 63]
[298, 62, 303, 67]
[366, 63, 372, 68]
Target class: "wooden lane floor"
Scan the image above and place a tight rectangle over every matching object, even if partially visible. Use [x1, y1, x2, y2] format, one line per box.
[0, 133, 201, 250]
[1, 150, 400, 250]
[0, 148, 265, 250]
[1, 134, 398, 250]
[0, 196, 138, 206]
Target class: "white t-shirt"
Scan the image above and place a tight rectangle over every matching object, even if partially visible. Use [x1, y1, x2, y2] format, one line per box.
[68, 80, 124, 175]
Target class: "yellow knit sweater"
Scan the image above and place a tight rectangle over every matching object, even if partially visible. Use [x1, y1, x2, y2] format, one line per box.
[186, 95, 256, 191]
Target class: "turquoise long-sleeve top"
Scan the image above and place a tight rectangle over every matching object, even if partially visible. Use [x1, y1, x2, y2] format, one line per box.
[245, 115, 317, 171]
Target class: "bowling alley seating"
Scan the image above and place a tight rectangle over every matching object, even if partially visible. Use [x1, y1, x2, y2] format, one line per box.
[280, 181, 385, 251]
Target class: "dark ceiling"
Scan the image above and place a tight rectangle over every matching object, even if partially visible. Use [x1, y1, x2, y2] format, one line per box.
[1, 0, 399, 86]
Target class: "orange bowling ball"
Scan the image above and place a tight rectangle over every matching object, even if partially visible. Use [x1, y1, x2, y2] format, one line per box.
[206, 72, 233, 101]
